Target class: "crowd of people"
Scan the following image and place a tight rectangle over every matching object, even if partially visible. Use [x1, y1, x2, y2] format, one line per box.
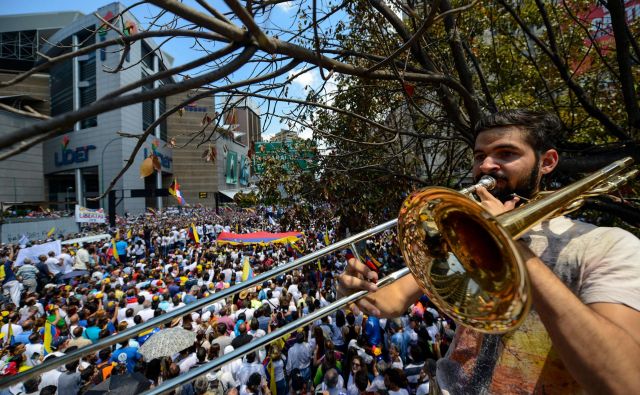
[0, 206, 451, 395]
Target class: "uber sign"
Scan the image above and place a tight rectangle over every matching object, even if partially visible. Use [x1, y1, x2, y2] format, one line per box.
[54, 145, 96, 167]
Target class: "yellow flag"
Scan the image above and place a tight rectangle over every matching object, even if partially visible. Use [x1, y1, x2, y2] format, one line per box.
[46, 227, 56, 238]
[324, 232, 330, 246]
[6, 321, 12, 345]
[126, 229, 132, 239]
[44, 321, 53, 354]
[115, 230, 120, 241]
[235, 223, 239, 233]
[241, 256, 253, 281]
[317, 259, 322, 271]
[112, 239, 120, 262]
[191, 223, 200, 244]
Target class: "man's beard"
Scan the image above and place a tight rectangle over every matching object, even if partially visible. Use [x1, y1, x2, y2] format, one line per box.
[474, 164, 540, 203]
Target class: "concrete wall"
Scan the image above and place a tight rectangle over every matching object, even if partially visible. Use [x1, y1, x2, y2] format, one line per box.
[0, 111, 45, 203]
[0, 217, 78, 244]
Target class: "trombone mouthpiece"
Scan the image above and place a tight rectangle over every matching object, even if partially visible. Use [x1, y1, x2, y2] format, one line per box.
[478, 175, 496, 190]
[460, 176, 496, 196]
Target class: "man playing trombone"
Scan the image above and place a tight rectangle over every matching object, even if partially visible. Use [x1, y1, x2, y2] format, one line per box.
[337, 109, 640, 394]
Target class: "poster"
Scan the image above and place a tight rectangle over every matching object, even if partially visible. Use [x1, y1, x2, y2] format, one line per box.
[226, 150, 238, 184]
[239, 155, 250, 186]
[75, 205, 106, 223]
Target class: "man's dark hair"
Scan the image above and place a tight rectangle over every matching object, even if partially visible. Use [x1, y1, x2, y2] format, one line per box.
[474, 109, 561, 154]
[247, 372, 262, 389]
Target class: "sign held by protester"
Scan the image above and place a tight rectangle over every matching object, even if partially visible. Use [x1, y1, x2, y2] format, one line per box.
[15, 240, 61, 267]
[74, 205, 106, 224]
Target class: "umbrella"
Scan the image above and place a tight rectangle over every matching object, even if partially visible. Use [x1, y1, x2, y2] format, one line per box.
[85, 372, 150, 395]
[138, 327, 196, 361]
[60, 270, 90, 280]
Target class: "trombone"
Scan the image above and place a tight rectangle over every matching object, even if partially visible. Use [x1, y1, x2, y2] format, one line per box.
[0, 157, 635, 394]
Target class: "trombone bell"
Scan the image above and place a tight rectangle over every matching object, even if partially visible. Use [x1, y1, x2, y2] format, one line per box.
[398, 187, 529, 333]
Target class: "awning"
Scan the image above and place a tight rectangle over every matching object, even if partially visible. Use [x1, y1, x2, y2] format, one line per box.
[218, 187, 257, 200]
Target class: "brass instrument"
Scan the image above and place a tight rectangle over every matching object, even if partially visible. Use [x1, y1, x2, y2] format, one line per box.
[398, 156, 637, 333]
[0, 157, 635, 394]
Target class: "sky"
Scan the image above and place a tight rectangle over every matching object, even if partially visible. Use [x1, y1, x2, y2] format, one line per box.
[0, 0, 337, 140]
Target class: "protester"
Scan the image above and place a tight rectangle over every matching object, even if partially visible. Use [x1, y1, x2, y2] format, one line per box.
[0, 204, 444, 395]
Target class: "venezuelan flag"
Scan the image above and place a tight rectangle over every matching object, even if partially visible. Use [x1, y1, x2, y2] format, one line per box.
[168, 178, 186, 205]
[112, 238, 120, 262]
[44, 321, 53, 354]
[191, 223, 200, 244]
[364, 248, 382, 271]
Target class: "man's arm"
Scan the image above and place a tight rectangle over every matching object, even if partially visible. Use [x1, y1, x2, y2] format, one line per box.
[337, 258, 423, 318]
[518, 242, 640, 393]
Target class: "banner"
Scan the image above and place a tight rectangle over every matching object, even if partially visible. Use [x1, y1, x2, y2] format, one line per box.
[216, 231, 303, 245]
[226, 150, 238, 184]
[15, 240, 62, 267]
[239, 155, 250, 186]
[75, 205, 106, 223]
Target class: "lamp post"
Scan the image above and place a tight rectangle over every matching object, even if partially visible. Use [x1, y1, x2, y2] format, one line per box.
[100, 137, 121, 211]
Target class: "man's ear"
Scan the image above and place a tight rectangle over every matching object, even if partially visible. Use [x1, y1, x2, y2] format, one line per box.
[540, 149, 559, 175]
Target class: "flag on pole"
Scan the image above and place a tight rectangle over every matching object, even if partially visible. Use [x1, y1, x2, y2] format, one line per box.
[168, 178, 186, 205]
[43, 321, 53, 354]
[266, 359, 277, 395]
[46, 227, 56, 238]
[191, 223, 200, 244]
[111, 238, 120, 262]
[241, 256, 253, 281]
[6, 322, 13, 346]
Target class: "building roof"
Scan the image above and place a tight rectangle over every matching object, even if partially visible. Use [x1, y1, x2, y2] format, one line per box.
[0, 11, 84, 33]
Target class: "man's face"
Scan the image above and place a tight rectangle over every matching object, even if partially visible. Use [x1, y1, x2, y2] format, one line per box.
[472, 126, 541, 202]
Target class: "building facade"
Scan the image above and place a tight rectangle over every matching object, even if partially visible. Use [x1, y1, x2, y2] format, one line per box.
[0, 3, 176, 215]
[0, 3, 264, 214]
[167, 92, 253, 208]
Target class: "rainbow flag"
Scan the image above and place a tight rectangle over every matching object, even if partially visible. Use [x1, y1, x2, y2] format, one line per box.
[241, 256, 253, 281]
[191, 223, 200, 244]
[168, 179, 186, 205]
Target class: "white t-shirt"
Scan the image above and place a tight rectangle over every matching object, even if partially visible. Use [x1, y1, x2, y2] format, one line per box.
[57, 253, 74, 274]
[416, 381, 430, 395]
[45, 257, 62, 275]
